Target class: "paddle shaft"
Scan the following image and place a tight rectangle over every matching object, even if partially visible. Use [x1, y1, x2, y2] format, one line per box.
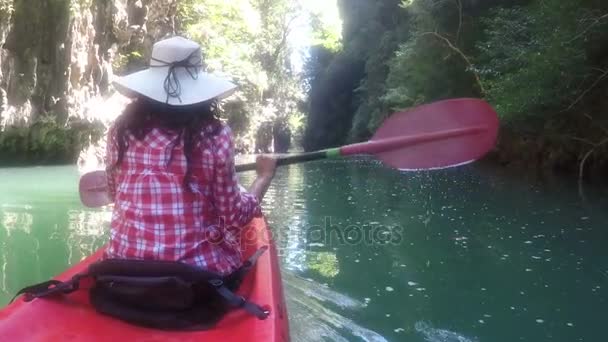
[234, 126, 486, 172]
[235, 149, 337, 172]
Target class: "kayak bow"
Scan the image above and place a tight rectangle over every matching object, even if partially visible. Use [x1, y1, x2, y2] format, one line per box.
[0, 217, 289, 342]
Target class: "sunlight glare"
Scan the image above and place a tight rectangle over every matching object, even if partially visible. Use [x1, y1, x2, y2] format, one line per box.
[289, 0, 342, 71]
[302, 0, 342, 37]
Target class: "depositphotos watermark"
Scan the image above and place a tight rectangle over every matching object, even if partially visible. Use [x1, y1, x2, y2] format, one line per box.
[207, 217, 405, 248]
[299, 217, 404, 246]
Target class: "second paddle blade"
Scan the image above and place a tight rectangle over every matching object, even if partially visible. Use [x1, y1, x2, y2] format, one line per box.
[79, 170, 111, 208]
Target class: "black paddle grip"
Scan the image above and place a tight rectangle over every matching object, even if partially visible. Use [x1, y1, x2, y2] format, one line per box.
[235, 151, 328, 173]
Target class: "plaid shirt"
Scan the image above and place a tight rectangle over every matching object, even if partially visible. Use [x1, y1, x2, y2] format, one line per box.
[104, 122, 261, 275]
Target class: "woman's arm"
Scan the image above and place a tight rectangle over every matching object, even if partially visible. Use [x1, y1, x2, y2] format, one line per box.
[212, 126, 276, 227]
[104, 127, 118, 201]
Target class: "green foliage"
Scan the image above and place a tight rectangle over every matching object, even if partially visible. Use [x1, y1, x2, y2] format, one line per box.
[0, 118, 105, 166]
[178, 0, 304, 151]
[303, 47, 365, 151]
[69, 0, 93, 16]
[287, 111, 306, 144]
[475, 1, 594, 125]
[181, 0, 259, 76]
[112, 50, 146, 75]
[376, 0, 482, 133]
[307, 4, 343, 52]
[304, 0, 405, 148]
[0, 0, 12, 16]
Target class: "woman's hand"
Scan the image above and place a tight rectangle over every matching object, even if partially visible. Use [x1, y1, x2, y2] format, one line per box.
[249, 155, 277, 201]
[255, 155, 277, 180]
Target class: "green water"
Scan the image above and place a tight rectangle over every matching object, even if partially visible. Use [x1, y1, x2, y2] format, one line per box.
[1, 162, 607, 342]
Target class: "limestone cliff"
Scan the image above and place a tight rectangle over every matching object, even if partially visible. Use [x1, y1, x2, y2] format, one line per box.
[0, 0, 178, 165]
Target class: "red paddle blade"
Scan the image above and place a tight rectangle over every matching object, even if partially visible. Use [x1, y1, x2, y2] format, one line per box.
[370, 98, 498, 170]
[79, 170, 111, 208]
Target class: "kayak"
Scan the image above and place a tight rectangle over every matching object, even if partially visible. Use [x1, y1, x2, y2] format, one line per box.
[0, 217, 289, 341]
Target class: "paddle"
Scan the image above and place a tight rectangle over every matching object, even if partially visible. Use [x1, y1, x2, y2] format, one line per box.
[79, 97, 499, 208]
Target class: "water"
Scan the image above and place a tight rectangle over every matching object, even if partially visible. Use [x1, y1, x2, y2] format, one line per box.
[1, 161, 607, 341]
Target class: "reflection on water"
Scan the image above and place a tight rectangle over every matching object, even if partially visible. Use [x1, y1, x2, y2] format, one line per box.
[64, 209, 112, 264]
[0, 166, 110, 303]
[307, 251, 340, 278]
[1, 162, 608, 342]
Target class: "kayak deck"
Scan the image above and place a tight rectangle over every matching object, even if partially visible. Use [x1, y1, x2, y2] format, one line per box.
[0, 217, 289, 341]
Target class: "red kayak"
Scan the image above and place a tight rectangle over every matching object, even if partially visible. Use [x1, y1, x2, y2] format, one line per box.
[0, 217, 289, 341]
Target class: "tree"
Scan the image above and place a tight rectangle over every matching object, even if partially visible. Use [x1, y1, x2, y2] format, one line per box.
[178, 0, 305, 152]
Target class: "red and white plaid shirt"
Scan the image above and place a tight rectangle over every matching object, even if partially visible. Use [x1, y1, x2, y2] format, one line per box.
[104, 122, 261, 275]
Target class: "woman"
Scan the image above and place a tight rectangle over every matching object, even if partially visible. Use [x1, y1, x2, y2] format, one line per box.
[104, 36, 276, 276]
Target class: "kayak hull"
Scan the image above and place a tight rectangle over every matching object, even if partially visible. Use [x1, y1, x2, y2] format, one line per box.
[0, 217, 289, 341]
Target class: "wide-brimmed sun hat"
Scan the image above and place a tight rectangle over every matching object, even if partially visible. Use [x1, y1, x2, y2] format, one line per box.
[113, 36, 237, 106]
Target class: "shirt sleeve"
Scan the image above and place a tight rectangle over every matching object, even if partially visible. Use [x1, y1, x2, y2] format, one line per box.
[212, 125, 262, 228]
[104, 125, 118, 201]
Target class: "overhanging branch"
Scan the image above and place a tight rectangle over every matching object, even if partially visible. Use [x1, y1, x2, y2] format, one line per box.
[421, 31, 486, 94]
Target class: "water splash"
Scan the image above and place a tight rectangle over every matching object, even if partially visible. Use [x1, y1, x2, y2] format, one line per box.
[283, 272, 366, 310]
[284, 271, 387, 342]
[415, 321, 478, 342]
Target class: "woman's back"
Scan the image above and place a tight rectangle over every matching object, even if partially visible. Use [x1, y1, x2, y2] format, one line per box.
[105, 120, 261, 275]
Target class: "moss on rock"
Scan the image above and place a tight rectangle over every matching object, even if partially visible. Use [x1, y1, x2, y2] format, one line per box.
[0, 117, 104, 166]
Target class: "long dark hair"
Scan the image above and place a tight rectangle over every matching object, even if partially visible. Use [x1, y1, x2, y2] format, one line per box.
[111, 97, 221, 188]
